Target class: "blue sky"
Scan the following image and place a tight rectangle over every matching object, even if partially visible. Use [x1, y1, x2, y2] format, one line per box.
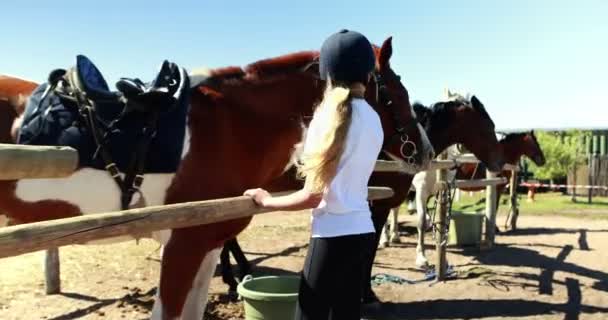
[2, 1, 606, 130]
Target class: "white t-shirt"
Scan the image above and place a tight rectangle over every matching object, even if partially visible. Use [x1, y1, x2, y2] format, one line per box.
[303, 98, 383, 238]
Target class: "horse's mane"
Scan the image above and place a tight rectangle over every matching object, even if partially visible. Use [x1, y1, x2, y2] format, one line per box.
[444, 88, 471, 103]
[196, 44, 384, 85]
[198, 51, 320, 85]
[501, 131, 531, 143]
[244, 51, 319, 77]
[414, 98, 495, 133]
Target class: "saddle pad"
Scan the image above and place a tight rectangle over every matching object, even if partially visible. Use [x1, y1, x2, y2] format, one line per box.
[17, 80, 189, 174]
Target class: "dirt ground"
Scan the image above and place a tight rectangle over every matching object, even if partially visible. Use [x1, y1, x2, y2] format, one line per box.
[1, 211, 607, 320]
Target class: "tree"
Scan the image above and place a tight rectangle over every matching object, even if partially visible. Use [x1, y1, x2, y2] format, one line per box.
[526, 130, 590, 201]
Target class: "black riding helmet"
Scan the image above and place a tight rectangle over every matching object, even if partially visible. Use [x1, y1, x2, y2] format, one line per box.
[319, 29, 376, 84]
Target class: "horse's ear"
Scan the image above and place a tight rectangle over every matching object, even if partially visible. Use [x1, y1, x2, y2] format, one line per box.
[378, 36, 393, 69]
[471, 95, 483, 109]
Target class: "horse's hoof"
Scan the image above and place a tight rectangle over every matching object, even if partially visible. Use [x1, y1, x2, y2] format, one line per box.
[226, 289, 239, 301]
[415, 258, 430, 269]
[389, 236, 401, 244]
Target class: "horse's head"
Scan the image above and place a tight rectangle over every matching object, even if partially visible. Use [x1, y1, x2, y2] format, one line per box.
[367, 37, 434, 171]
[524, 130, 546, 166]
[501, 130, 546, 166]
[459, 95, 504, 172]
[425, 93, 504, 172]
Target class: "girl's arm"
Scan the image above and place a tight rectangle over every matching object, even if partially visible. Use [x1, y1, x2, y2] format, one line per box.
[243, 187, 322, 211]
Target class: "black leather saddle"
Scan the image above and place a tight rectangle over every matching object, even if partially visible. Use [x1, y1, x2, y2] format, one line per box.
[18, 55, 190, 209]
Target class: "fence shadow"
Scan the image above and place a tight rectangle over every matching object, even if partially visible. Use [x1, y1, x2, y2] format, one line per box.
[48, 288, 156, 320]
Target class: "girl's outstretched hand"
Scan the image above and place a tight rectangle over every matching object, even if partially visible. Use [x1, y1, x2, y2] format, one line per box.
[243, 188, 271, 206]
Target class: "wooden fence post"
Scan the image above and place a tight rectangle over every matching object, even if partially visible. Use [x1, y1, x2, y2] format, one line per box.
[508, 170, 520, 231]
[435, 152, 448, 281]
[44, 248, 60, 294]
[485, 170, 498, 247]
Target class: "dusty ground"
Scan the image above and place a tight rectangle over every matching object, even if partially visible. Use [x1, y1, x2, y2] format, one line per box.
[1, 210, 607, 320]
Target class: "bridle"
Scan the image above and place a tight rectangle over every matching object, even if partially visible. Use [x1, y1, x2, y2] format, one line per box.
[371, 70, 420, 164]
[300, 59, 421, 164]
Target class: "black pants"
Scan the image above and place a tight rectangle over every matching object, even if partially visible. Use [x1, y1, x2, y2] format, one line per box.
[295, 232, 375, 320]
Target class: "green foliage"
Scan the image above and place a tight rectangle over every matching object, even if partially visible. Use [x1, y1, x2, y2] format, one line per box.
[527, 130, 591, 180]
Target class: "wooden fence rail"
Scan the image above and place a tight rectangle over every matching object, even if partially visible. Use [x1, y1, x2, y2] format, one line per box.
[0, 187, 394, 259]
[0, 144, 78, 180]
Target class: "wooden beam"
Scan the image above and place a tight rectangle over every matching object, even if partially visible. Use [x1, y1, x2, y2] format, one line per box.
[430, 159, 520, 172]
[508, 169, 520, 230]
[503, 163, 520, 172]
[453, 178, 507, 189]
[484, 170, 498, 247]
[0, 187, 394, 259]
[435, 152, 449, 281]
[44, 248, 60, 294]
[428, 160, 458, 170]
[0, 144, 78, 180]
[373, 160, 418, 174]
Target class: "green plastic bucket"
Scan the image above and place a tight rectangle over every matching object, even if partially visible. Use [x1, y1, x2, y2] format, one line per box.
[237, 275, 300, 320]
[448, 211, 484, 246]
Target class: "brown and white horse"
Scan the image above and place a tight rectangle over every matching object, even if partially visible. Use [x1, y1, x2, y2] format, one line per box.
[0, 37, 434, 319]
[381, 130, 544, 272]
[361, 92, 505, 302]
[454, 130, 546, 206]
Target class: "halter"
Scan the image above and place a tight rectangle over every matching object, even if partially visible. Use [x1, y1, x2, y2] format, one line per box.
[371, 70, 420, 164]
[301, 59, 421, 164]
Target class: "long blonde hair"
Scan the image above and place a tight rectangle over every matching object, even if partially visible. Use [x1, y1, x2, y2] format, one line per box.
[296, 81, 366, 193]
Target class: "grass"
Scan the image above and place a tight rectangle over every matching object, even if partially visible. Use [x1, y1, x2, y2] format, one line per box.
[448, 191, 608, 220]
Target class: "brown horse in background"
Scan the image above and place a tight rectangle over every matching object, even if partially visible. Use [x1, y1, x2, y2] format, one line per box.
[455, 130, 546, 209]
[0, 37, 434, 319]
[361, 94, 506, 303]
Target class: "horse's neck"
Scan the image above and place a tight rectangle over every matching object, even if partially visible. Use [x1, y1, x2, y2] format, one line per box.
[501, 139, 525, 164]
[428, 125, 462, 156]
[184, 81, 317, 192]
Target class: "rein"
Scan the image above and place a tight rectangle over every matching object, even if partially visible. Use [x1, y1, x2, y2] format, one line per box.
[371, 70, 419, 164]
[298, 59, 420, 164]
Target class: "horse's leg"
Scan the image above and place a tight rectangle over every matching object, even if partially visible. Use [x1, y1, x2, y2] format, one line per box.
[415, 186, 431, 269]
[388, 206, 401, 244]
[379, 216, 390, 248]
[361, 205, 390, 304]
[180, 248, 222, 320]
[407, 198, 416, 213]
[151, 228, 219, 320]
[228, 238, 251, 278]
[220, 243, 239, 295]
